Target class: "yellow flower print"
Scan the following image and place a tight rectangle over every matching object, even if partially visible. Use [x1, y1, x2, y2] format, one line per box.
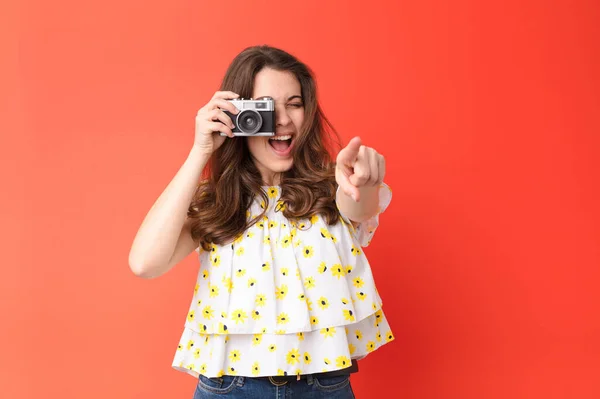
[275, 284, 288, 300]
[281, 268, 289, 276]
[255, 294, 267, 307]
[386, 331, 395, 342]
[275, 200, 285, 212]
[336, 356, 351, 368]
[248, 278, 257, 288]
[228, 366, 237, 375]
[280, 235, 291, 248]
[324, 358, 330, 366]
[297, 332, 304, 341]
[348, 344, 356, 355]
[229, 350, 241, 362]
[232, 309, 248, 324]
[341, 298, 350, 305]
[218, 323, 228, 334]
[186, 340, 195, 350]
[222, 277, 234, 293]
[351, 245, 362, 256]
[199, 364, 207, 375]
[286, 348, 301, 365]
[304, 277, 316, 289]
[374, 310, 383, 327]
[298, 293, 305, 301]
[366, 341, 376, 352]
[216, 370, 224, 377]
[233, 234, 244, 245]
[235, 268, 246, 278]
[296, 369, 302, 377]
[294, 239, 302, 248]
[194, 348, 201, 359]
[298, 222, 307, 229]
[352, 277, 365, 288]
[277, 312, 290, 324]
[262, 262, 271, 272]
[318, 297, 329, 310]
[252, 310, 261, 320]
[310, 316, 319, 326]
[202, 270, 209, 279]
[355, 330, 363, 340]
[290, 228, 297, 238]
[275, 329, 286, 335]
[211, 254, 221, 267]
[277, 369, 286, 376]
[268, 344, 277, 352]
[210, 243, 217, 252]
[221, 311, 227, 318]
[320, 327, 336, 338]
[257, 219, 265, 229]
[269, 220, 278, 229]
[187, 310, 195, 322]
[177, 344, 183, 351]
[186, 364, 194, 371]
[376, 332, 382, 342]
[252, 362, 261, 376]
[320, 228, 329, 238]
[260, 200, 266, 210]
[202, 306, 214, 320]
[268, 187, 279, 198]
[357, 291, 367, 301]
[304, 352, 312, 364]
[208, 284, 219, 297]
[318, 262, 327, 274]
[343, 309, 356, 322]
[302, 246, 314, 258]
[236, 247, 245, 256]
[310, 215, 319, 224]
[263, 236, 272, 245]
[197, 323, 207, 333]
[194, 283, 199, 295]
[296, 269, 301, 279]
[197, 299, 202, 307]
[332, 264, 346, 279]
[372, 302, 378, 311]
[252, 334, 263, 346]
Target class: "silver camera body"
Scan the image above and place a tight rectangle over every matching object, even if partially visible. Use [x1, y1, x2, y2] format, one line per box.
[220, 98, 276, 136]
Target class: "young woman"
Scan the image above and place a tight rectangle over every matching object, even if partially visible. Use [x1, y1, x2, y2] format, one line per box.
[129, 45, 394, 398]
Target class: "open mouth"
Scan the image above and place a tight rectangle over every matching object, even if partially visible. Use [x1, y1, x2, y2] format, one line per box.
[268, 134, 293, 155]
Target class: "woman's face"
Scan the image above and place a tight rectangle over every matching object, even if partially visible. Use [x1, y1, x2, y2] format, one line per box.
[247, 67, 305, 186]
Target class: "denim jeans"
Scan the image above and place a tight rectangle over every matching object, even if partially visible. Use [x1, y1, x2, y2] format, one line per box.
[193, 374, 356, 398]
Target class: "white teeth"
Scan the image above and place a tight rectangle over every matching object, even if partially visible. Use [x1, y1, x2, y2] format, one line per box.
[270, 135, 292, 141]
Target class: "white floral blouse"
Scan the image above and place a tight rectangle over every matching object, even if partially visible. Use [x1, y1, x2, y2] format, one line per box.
[172, 183, 394, 378]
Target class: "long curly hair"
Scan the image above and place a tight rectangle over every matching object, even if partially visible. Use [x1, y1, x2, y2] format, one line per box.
[189, 45, 342, 251]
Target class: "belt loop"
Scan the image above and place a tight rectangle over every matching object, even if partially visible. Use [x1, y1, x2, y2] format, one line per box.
[236, 376, 244, 387]
[307, 375, 314, 386]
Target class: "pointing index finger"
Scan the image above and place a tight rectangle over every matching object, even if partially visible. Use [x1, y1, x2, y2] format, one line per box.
[338, 136, 362, 166]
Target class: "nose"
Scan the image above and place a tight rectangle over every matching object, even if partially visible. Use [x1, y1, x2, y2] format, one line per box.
[275, 104, 292, 127]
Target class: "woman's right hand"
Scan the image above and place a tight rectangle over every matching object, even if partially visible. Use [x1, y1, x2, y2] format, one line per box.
[194, 91, 240, 155]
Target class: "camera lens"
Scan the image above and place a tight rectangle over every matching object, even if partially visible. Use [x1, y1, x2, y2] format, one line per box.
[237, 110, 263, 134]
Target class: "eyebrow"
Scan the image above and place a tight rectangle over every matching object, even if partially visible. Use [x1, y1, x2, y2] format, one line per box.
[255, 95, 303, 101]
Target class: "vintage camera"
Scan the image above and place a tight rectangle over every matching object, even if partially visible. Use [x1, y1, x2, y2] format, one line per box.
[221, 98, 275, 136]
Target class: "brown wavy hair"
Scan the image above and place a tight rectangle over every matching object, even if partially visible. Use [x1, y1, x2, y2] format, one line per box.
[189, 45, 342, 251]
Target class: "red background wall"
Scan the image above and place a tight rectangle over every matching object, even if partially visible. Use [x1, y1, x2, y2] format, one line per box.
[3, 0, 599, 398]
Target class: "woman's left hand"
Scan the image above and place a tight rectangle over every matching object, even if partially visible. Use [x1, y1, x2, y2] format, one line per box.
[335, 136, 386, 202]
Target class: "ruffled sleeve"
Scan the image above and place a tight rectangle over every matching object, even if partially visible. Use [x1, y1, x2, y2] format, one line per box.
[336, 182, 392, 247]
